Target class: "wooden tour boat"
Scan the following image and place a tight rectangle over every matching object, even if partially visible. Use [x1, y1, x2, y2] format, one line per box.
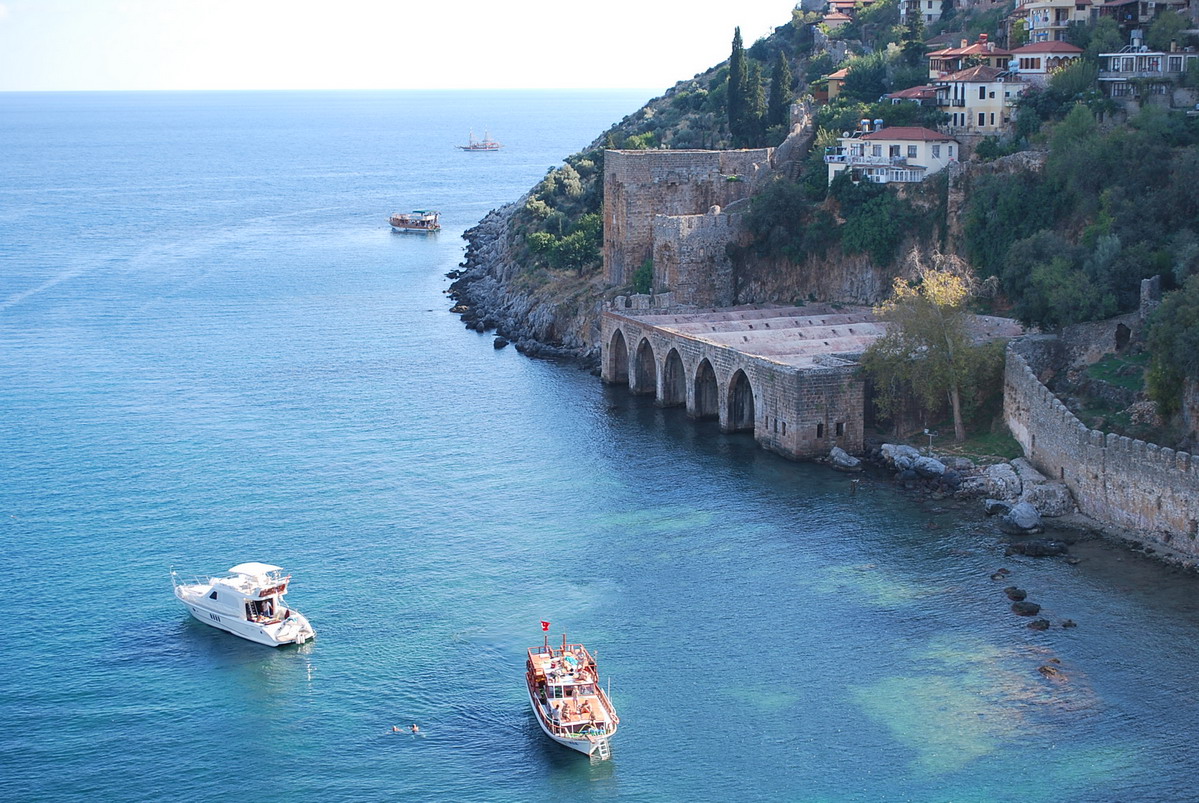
[389, 210, 441, 232]
[525, 627, 619, 760]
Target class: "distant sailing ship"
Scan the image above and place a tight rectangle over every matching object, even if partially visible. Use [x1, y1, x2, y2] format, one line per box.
[457, 129, 502, 151]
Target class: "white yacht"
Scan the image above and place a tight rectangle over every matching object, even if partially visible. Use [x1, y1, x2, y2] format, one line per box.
[172, 562, 315, 647]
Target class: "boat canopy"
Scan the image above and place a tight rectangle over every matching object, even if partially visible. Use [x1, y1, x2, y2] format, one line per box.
[228, 562, 283, 578]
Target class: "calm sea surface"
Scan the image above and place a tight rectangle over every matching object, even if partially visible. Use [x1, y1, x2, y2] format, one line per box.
[3, 90, 1199, 802]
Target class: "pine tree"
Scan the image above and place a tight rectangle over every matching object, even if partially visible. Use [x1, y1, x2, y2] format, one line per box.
[727, 27, 747, 142]
[746, 61, 767, 146]
[767, 51, 793, 131]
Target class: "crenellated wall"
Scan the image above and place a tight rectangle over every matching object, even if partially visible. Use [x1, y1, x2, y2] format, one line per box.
[1005, 338, 1199, 551]
[602, 148, 772, 288]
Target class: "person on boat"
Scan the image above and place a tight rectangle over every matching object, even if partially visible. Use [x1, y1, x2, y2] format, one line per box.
[262, 600, 273, 619]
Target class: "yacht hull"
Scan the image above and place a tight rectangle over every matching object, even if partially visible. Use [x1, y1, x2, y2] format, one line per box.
[176, 591, 313, 647]
[525, 686, 608, 757]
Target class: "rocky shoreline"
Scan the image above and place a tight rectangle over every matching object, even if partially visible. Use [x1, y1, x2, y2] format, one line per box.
[447, 203, 603, 371]
[844, 441, 1199, 575]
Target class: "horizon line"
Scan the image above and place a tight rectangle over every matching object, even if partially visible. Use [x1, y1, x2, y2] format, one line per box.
[0, 86, 664, 94]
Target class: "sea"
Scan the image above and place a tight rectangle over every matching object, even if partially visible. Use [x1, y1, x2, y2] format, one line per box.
[3, 90, 1199, 802]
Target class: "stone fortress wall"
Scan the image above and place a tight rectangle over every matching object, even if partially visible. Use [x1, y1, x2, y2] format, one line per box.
[602, 148, 773, 296]
[1005, 337, 1199, 553]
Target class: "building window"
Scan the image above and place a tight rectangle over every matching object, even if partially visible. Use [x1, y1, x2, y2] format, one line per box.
[1151, 83, 1167, 95]
[817, 423, 824, 439]
[932, 144, 941, 158]
[1111, 82, 1130, 96]
[889, 145, 901, 157]
[990, 113, 995, 125]
[835, 422, 845, 437]
[872, 145, 882, 157]
[907, 145, 917, 158]
[1169, 56, 1183, 72]
[782, 422, 786, 436]
[978, 112, 985, 127]
[978, 86, 986, 100]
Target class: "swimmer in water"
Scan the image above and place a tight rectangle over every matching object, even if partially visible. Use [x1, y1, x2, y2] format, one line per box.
[391, 726, 401, 733]
[410, 724, 420, 734]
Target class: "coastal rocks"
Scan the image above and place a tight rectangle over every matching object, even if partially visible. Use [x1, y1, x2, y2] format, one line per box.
[1012, 458, 1076, 517]
[1012, 600, 1042, 616]
[828, 446, 862, 472]
[493, 337, 509, 349]
[880, 443, 921, 469]
[1004, 586, 1027, 601]
[958, 463, 1022, 500]
[1028, 618, 1051, 631]
[1022, 482, 1076, 518]
[913, 456, 947, 478]
[999, 502, 1043, 534]
[984, 499, 1012, 517]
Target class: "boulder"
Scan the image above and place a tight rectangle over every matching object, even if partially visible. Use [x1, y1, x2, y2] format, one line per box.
[913, 456, 947, 478]
[944, 457, 976, 472]
[880, 443, 921, 467]
[984, 499, 1013, 517]
[983, 463, 1022, 500]
[1022, 482, 1076, 518]
[1004, 586, 1027, 601]
[1027, 619, 1051, 631]
[828, 447, 862, 472]
[1012, 601, 1042, 616]
[999, 502, 1043, 533]
[493, 337, 509, 349]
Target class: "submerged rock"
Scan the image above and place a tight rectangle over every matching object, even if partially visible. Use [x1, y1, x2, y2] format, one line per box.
[1006, 538, 1069, 557]
[1012, 600, 1042, 616]
[1004, 586, 1027, 601]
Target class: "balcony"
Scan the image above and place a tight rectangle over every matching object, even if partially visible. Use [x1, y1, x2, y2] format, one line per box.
[937, 98, 966, 107]
[825, 152, 911, 166]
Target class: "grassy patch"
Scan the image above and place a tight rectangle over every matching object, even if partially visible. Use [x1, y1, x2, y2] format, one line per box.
[1086, 352, 1147, 391]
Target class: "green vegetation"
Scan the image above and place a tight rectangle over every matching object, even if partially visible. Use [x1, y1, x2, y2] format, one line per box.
[861, 252, 1005, 441]
[964, 105, 1199, 330]
[1147, 275, 1199, 416]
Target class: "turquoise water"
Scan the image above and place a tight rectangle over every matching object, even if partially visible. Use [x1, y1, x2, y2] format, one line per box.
[3, 90, 1199, 802]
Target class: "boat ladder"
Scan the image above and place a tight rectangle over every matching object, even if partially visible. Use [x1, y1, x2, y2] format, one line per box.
[594, 737, 611, 761]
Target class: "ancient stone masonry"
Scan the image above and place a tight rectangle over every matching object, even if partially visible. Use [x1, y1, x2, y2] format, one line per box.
[1005, 337, 1199, 554]
[602, 149, 773, 295]
[601, 305, 877, 460]
[652, 210, 742, 308]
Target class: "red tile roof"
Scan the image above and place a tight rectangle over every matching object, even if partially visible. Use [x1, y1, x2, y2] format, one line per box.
[887, 84, 939, 99]
[936, 65, 1010, 82]
[860, 126, 956, 142]
[1010, 41, 1084, 54]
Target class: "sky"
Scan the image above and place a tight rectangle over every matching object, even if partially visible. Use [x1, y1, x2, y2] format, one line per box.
[0, 0, 796, 92]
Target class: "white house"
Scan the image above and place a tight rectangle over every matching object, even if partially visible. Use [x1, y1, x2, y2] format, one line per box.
[935, 65, 1028, 134]
[1009, 41, 1085, 86]
[825, 125, 960, 184]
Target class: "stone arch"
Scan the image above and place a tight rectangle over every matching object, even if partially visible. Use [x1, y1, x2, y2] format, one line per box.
[727, 368, 756, 432]
[693, 359, 719, 420]
[661, 349, 686, 407]
[607, 328, 629, 385]
[632, 338, 658, 396]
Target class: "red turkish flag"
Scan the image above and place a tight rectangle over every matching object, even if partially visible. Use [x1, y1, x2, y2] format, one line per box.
[540, 620, 551, 631]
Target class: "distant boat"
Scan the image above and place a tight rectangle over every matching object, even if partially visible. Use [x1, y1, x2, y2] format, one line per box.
[389, 210, 441, 232]
[172, 562, 315, 647]
[525, 631, 619, 759]
[457, 129, 502, 151]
